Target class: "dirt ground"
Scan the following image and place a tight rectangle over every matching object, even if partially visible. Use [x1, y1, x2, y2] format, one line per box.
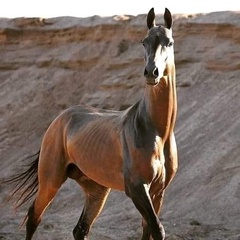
[0, 10, 240, 240]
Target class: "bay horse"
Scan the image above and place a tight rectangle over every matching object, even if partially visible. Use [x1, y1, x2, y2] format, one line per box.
[6, 7, 177, 240]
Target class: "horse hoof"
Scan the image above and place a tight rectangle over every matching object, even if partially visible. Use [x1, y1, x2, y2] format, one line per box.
[73, 226, 88, 240]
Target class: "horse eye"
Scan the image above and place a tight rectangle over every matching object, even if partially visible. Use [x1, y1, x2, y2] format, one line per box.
[168, 42, 173, 47]
[141, 40, 145, 47]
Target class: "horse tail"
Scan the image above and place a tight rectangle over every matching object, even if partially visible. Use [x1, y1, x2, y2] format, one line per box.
[4, 150, 40, 209]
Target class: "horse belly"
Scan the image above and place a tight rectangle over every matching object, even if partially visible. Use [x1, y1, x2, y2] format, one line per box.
[67, 125, 125, 191]
[82, 152, 124, 190]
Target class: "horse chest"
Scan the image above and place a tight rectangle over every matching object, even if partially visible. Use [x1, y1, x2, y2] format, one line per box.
[130, 144, 166, 185]
[151, 146, 166, 181]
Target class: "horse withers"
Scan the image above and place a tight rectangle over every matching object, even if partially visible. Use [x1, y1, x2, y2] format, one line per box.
[5, 7, 178, 240]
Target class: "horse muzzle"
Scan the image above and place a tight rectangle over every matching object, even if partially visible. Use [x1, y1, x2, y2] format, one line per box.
[145, 77, 160, 85]
[144, 66, 163, 85]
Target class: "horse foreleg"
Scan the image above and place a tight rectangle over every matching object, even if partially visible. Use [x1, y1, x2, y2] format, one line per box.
[141, 191, 165, 240]
[164, 133, 178, 188]
[73, 178, 110, 240]
[125, 182, 165, 240]
[141, 219, 151, 240]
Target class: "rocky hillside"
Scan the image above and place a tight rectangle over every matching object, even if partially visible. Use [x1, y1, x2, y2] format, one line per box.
[0, 11, 240, 240]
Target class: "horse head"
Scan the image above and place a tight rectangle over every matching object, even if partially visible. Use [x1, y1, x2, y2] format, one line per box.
[142, 8, 174, 85]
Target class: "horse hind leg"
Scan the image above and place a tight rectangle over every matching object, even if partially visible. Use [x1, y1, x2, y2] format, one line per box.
[26, 185, 62, 240]
[26, 156, 67, 240]
[69, 168, 110, 240]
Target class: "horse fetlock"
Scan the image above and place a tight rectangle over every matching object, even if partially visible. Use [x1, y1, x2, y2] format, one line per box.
[73, 224, 89, 240]
[151, 223, 165, 240]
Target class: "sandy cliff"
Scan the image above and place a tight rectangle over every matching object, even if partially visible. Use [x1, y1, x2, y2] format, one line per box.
[0, 11, 240, 239]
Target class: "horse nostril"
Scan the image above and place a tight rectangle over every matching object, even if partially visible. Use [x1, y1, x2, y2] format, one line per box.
[153, 68, 159, 77]
[144, 67, 158, 78]
[144, 68, 148, 77]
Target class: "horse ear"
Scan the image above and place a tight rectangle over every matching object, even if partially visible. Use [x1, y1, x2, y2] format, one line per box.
[164, 8, 173, 29]
[147, 8, 155, 29]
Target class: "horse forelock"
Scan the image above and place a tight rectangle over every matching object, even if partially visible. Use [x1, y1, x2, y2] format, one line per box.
[148, 25, 172, 39]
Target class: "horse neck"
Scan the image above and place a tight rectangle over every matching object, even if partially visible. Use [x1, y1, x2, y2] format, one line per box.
[140, 70, 177, 141]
